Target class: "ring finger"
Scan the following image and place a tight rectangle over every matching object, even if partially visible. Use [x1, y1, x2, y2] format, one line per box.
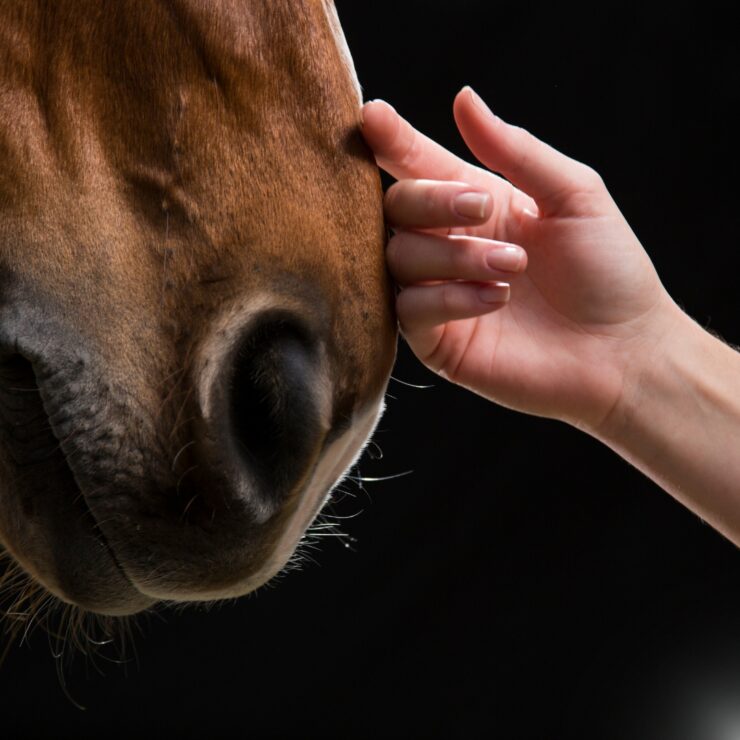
[387, 231, 527, 286]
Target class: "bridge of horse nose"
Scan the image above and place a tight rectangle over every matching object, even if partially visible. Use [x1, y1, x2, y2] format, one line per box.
[222, 313, 329, 506]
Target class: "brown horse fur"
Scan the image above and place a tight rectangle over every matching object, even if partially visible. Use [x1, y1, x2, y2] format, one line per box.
[0, 0, 396, 622]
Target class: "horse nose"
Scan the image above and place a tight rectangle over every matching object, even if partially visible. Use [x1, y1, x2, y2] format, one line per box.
[211, 312, 331, 516]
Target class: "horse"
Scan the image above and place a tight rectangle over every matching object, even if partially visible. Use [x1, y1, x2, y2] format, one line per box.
[0, 0, 396, 621]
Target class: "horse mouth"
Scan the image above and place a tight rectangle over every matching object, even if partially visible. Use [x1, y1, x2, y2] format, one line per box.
[0, 352, 154, 616]
[0, 328, 321, 615]
[0, 308, 389, 616]
[0, 326, 340, 615]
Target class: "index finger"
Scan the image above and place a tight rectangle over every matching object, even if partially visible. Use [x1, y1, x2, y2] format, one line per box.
[361, 100, 476, 183]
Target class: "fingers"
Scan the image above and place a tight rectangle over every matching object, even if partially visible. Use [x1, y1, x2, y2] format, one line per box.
[361, 99, 474, 182]
[362, 98, 539, 240]
[396, 280, 509, 367]
[387, 231, 527, 285]
[453, 87, 607, 214]
[389, 228, 525, 358]
[384, 179, 493, 230]
[397, 282, 509, 338]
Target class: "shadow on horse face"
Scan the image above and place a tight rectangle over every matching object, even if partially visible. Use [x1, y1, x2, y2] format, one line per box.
[0, 1, 396, 616]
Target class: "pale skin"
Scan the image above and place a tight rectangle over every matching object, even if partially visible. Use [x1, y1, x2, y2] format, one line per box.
[361, 87, 740, 547]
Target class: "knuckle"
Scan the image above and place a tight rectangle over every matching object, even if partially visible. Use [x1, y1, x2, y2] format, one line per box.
[509, 125, 535, 169]
[576, 164, 604, 192]
[450, 242, 473, 273]
[397, 135, 419, 170]
[508, 122, 528, 141]
[439, 283, 457, 314]
[512, 151, 533, 184]
[424, 183, 444, 217]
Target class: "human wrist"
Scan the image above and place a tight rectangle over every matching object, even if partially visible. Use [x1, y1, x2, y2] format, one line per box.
[585, 297, 698, 447]
[581, 298, 740, 538]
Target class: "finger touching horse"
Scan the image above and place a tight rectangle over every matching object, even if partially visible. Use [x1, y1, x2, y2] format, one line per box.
[0, 1, 396, 619]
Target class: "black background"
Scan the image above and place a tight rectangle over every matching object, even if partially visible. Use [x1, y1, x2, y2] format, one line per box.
[3, 3, 740, 739]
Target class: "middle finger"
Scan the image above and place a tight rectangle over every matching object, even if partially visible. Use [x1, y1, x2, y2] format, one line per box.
[385, 179, 493, 231]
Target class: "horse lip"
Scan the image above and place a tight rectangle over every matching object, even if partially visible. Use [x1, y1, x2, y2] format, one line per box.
[30, 367, 155, 614]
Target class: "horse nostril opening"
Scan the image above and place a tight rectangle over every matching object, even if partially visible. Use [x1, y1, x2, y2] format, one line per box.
[0, 352, 38, 394]
[0, 352, 54, 460]
[228, 314, 326, 499]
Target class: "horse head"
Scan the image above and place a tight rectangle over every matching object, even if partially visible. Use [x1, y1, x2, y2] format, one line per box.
[0, 0, 396, 616]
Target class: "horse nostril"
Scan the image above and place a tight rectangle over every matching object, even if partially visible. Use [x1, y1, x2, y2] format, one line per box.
[227, 313, 327, 501]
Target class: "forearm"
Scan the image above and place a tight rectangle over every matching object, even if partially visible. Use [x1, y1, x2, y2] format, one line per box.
[592, 307, 740, 545]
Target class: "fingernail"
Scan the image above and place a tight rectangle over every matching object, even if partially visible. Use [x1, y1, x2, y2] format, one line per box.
[454, 192, 491, 220]
[478, 283, 510, 304]
[486, 246, 524, 272]
[465, 86, 497, 122]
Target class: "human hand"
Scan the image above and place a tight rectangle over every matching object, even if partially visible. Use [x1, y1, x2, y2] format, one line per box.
[361, 87, 686, 432]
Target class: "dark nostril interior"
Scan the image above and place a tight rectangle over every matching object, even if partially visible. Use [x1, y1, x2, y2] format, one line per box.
[229, 313, 325, 498]
[0, 352, 55, 461]
[0, 352, 37, 389]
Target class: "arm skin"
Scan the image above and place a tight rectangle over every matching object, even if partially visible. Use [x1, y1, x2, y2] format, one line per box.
[596, 311, 740, 545]
[361, 87, 740, 546]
